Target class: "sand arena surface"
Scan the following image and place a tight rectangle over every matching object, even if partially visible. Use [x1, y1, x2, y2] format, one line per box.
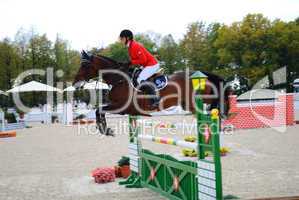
[0, 115, 299, 200]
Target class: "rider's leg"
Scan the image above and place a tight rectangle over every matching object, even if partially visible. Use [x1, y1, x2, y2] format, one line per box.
[137, 64, 160, 84]
[139, 81, 160, 107]
[137, 64, 160, 108]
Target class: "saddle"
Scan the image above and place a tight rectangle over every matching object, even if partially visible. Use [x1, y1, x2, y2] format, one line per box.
[130, 67, 168, 91]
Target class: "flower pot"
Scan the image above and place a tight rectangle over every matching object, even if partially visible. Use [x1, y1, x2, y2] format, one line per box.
[120, 165, 131, 178]
[114, 166, 122, 178]
[91, 167, 116, 184]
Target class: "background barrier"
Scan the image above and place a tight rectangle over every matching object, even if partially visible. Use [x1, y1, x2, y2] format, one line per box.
[0, 111, 26, 132]
[223, 94, 294, 129]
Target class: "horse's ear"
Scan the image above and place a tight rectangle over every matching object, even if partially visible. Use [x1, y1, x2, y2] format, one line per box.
[81, 50, 91, 62]
[81, 50, 88, 58]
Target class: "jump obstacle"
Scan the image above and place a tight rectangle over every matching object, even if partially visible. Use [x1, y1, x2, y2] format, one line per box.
[120, 71, 223, 200]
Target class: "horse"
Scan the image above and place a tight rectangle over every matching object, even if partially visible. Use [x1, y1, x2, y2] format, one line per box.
[73, 50, 232, 135]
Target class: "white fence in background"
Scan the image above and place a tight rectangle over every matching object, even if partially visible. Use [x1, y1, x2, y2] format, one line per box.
[24, 113, 52, 123]
[24, 105, 52, 124]
[0, 112, 26, 131]
[62, 102, 73, 125]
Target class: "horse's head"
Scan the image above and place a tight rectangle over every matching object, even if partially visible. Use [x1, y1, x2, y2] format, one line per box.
[73, 50, 129, 88]
[73, 51, 98, 88]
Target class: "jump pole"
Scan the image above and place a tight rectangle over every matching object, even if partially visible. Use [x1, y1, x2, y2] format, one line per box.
[138, 135, 197, 149]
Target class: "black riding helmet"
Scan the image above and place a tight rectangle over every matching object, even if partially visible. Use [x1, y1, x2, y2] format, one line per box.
[119, 29, 133, 40]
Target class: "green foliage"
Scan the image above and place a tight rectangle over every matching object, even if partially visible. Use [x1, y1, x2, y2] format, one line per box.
[158, 34, 183, 73]
[98, 33, 159, 63]
[180, 22, 208, 70]
[5, 112, 17, 123]
[215, 14, 271, 68]
[212, 14, 299, 91]
[0, 39, 20, 89]
[135, 33, 157, 54]
[100, 42, 129, 62]
[118, 156, 130, 167]
[93, 17, 298, 93]
[0, 29, 81, 108]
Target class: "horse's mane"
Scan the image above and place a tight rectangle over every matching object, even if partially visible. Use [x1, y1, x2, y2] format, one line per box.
[95, 54, 120, 65]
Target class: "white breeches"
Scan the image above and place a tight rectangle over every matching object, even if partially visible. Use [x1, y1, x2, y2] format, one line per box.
[137, 63, 160, 84]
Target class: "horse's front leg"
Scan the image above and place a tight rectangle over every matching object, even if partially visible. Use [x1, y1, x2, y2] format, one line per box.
[95, 108, 114, 136]
[96, 109, 106, 134]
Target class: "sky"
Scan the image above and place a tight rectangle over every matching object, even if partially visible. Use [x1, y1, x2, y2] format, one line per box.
[0, 0, 298, 50]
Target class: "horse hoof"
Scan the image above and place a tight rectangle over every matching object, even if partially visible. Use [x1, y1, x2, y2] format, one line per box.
[106, 128, 115, 137]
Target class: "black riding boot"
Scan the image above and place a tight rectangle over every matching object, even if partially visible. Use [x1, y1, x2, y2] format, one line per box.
[140, 82, 160, 108]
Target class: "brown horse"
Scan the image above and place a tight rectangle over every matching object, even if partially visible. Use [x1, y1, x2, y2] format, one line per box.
[73, 51, 232, 135]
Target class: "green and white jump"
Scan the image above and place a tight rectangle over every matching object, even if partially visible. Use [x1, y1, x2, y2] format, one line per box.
[120, 71, 223, 200]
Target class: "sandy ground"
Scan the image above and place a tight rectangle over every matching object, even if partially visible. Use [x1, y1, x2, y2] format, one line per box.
[0, 115, 299, 200]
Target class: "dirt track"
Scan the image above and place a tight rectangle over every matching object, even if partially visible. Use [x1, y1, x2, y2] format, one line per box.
[0, 116, 299, 200]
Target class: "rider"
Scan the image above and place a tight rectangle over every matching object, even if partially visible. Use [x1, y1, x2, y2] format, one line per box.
[119, 29, 160, 108]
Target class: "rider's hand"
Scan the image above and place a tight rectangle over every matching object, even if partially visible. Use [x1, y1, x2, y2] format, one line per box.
[125, 61, 131, 66]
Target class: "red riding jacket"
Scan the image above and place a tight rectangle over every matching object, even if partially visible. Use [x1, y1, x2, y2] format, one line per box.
[128, 40, 158, 67]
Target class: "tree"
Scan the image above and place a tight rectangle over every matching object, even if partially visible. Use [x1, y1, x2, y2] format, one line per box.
[0, 39, 21, 107]
[26, 33, 54, 80]
[202, 23, 221, 71]
[98, 32, 159, 63]
[214, 14, 274, 87]
[158, 34, 182, 73]
[268, 19, 299, 91]
[14, 28, 30, 72]
[180, 22, 208, 70]
[54, 35, 68, 74]
[53, 35, 80, 81]
[64, 50, 81, 81]
[0, 38, 19, 90]
[135, 33, 157, 54]
[100, 42, 129, 62]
